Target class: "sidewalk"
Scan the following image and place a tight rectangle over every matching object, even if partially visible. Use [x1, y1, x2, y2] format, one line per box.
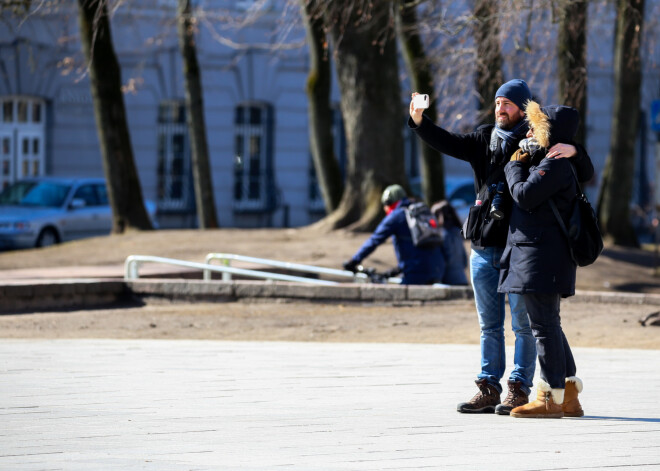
[1, 339, 659, 470]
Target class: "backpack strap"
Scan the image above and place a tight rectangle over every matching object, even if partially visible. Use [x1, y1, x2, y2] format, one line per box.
[567, 162, 585, 196]
[548, 161, 580, 265]
[548, 198, 577, 265]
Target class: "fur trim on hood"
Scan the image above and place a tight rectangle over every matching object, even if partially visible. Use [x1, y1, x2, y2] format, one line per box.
[524, 101, 579, 148]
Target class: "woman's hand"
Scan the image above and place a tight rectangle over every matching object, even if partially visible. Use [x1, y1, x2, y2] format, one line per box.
[547, 143, 577, 159]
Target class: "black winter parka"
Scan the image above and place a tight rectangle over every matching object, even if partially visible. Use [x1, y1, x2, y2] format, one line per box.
[498, 156, 577, 296]
[497, 103, 589, 297]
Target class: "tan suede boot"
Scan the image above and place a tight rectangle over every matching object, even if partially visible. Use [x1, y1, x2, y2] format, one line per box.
[563, 377, 584, 417]
[510, 380, 564, 418]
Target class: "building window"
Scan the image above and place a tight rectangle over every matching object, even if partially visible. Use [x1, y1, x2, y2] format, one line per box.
[233, 102, 275, 212]
[17, 100, 28, 123]
[3, 101, 13, 123]
[32, 102, 42, 123]
[0, 96, 46, 189]
[156, 101, 194, 213]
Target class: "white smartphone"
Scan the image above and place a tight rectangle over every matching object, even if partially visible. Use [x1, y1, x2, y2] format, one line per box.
[413, 94, 429, 109]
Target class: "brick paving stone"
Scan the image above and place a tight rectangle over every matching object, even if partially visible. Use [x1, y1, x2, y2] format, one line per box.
[1, 340, 660, 470]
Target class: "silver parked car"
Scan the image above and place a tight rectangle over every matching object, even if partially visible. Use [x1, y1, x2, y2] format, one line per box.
[0, 177, 157, 250]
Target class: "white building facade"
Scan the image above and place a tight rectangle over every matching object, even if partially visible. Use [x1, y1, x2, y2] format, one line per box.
[0, 1, 658, 230]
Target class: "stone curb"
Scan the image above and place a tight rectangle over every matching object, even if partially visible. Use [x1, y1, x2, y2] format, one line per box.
[568, 289, 660, 306]
[0, 279, 472, 314]
[126, 279, 472, 304]
[3, 278, 660, 315]
[0, 280, 129, 314]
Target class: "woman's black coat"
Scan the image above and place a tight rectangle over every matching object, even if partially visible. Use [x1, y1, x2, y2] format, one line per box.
[498, 154, 578, 297]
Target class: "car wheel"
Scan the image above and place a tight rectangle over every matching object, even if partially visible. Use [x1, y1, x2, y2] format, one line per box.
[36, 228, 59, 248]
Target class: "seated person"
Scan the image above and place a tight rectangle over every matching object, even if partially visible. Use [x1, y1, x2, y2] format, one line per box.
[343, 184, 445, 285]
[431, 200, 469, 285]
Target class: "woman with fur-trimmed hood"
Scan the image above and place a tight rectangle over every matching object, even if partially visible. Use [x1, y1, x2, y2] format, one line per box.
[498, 101, 586, 419]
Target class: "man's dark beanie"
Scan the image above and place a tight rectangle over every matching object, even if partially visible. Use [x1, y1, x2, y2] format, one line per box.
[495, 79, 532, 111]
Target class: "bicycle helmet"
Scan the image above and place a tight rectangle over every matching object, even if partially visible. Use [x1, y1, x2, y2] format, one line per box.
[381, 184, 406, 206]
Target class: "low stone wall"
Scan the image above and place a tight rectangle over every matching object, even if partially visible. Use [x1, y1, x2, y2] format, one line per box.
[126, 280, 474, 305]
[5, 277, 660, 315]
[0, 280, 130, 314]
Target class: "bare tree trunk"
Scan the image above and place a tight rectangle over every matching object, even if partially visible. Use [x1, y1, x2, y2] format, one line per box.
[320, 1, 406, 232]
[77, 0, 152, 233]
[557, 0, 588, 145]
[301, 0, 343, 214]
[178, 0, 218, 228]
[597, 0, 644, 247]
[473, 0, 504, 125]
[397, 0, 445, 205]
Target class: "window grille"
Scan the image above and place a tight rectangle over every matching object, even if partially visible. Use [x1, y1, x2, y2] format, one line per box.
[0, 96, 45, 190]
[233, 102, 276, 213]
[156, 101, 194, 213]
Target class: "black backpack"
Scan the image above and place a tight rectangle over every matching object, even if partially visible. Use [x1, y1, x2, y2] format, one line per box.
[548, 163, 604, 267]
[404, 202, 443, 247]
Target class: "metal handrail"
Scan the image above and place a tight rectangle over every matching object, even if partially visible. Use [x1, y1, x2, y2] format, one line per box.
[124, 255, 339, 285]
[203, 252, 374, 283]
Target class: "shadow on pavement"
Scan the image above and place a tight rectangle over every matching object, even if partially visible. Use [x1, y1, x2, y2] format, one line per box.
[581, 416, 660, 423]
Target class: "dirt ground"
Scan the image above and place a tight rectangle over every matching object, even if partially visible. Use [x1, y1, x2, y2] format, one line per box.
[1, 227, 660, 349]
[1, 299, 659, 350]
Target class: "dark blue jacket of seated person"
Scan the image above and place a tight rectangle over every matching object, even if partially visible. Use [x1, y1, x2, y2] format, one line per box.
[498, 103, 590, 298]
[349, 198, 445, 285]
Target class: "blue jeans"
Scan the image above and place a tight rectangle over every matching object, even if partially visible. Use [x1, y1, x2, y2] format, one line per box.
[470, 247, 536, 394]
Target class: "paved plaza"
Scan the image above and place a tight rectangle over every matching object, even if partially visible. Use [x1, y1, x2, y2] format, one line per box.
[1, 339, 660, 470]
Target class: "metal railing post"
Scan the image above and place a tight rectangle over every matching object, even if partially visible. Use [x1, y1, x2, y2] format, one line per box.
[222, 259, 231, 281]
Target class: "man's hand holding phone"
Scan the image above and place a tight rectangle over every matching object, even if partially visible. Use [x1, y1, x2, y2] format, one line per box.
[410, 93, 429, 126]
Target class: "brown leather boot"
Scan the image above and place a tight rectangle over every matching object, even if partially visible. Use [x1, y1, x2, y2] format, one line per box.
[510, 380, 564, 418]
[457, 379, 500, 413]
[563, 377, 584, 417]
[495, 380, 529, 415]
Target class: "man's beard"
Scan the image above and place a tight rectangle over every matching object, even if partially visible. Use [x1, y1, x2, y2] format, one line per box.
[497, 113, 523, 130]
[496, 115, 514, 130]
